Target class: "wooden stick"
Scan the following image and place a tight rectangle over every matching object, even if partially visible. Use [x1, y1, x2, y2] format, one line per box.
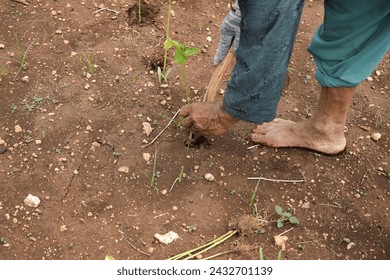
[204, 50, 236, 102]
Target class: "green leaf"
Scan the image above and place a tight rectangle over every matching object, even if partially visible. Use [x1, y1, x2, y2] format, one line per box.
[174, 51, 186, 65]
[277, 220, 284, 228]
[157, 66, 162, 83]
[164, 39, 180, 50]
[288, 216, 299, 224]
[259, 247, 264, 260]
[105, 255, 115, 260]
[275, 205, 283, 215]
[277, 250, 282, 260]
[183, 47, 200, 58]
[284, 212, 292, 218]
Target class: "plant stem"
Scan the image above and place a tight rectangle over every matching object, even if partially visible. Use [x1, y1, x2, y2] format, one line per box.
[163, 0, 172, 73]
[150, 149, 158, 190]
[168, 230, 238, 260]
[180, 64, 190, 103]
[183, 230, 237, 260]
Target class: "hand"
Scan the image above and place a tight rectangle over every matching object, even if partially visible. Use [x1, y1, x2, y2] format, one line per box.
[179, 101, 239, 136]
[214, 2, 241, 65]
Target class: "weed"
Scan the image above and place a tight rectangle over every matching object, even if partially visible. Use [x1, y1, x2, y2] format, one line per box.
[112, 151, 122, 158]
[259, 247, 282, 260]
[375, 109, 388, 128]
[53, 147, 61, 154]
[275, 205, 299, 228]
[169, 166, 184, 192]
[84, 53, 94, 75]
[157, 66, 172, 84]
[0, 63, 8, 76]
[13, 39, 35, 80]
[197, 21, 205, 33]
[130, 172, 137, 180]
[164, 39, 200, 103]
[22, 96, 43, 112]
[10, 103, 18, 113]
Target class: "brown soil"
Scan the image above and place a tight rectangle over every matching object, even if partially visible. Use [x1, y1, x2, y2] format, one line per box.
[0, 0, 389, 260]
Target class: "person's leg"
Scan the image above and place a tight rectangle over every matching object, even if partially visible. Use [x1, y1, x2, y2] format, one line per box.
[251, 0, 389, 154]
[251, 86, 354, 154]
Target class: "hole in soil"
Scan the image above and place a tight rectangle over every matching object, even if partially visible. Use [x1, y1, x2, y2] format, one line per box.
[127, 0, 160, 25]
[142, 54, 165, 71]
[185, 135, 211, 149]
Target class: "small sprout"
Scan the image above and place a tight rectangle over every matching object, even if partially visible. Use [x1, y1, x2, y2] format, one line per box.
[105, 255, 115, 260]
[186, 225, 197, 233]
[275, 205, 299, 228]
[112, 151, 122, 158]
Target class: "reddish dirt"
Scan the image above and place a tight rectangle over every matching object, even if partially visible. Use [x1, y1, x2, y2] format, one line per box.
[0, 0, 389, 260]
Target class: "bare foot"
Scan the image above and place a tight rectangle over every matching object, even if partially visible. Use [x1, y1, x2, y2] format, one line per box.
[250, 118, 346, 155]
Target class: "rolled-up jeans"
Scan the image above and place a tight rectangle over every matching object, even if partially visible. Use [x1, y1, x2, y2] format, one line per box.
[223, 0, 390, 124]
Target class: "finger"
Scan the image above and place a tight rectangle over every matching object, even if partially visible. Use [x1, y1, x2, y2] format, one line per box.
[181, 116, 194, 128]
[178, 105, 191, 117]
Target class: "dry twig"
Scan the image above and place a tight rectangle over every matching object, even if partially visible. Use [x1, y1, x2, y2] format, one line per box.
[10, 0, 28, 6]
[141, 109, 180, 148]
[118, 230, 150, 257]
[93, 7, 119, 15]
[247, 176, 305, 184]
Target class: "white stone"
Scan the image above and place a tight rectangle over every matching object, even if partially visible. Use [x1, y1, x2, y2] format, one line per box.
[154, 231, 179, 245]
[204, 173, 215, 181]
[24, 194, 41, 208]
[0, 44, 5, 49]
[371, 133, 381, 141]
[118, 166, 129, 173]
[366, 76, 373, 82]
[15, 125, 22, 133]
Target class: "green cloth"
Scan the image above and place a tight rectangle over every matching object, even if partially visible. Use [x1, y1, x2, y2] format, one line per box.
[308, 0, 390, 87]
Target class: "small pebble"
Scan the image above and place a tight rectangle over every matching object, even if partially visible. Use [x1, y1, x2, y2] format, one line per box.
[371, 133, 381, 141]
[24, 194, 41, 208]
[204, 173, 215, 181]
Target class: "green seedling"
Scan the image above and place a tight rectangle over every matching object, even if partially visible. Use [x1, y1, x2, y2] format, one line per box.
[375, 109, 388, 128]
[83, 53, 94, 75]
[275, 205, 299, 228]
[169, 166, 184, 192]
[13, 39, 35, 80]
[259, 247, 282, 260]
[112, 151, 122, 158]
[0, 63, 8, 76]
[164, 39, 200, 103]
[104, 255, 115, 260]
[10, 103, 17, 113]
[157, 66, 172, 84]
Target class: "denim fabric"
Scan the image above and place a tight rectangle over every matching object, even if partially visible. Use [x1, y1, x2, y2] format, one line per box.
[223, 0, 304, 123]
[308, 0, 390, 87]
